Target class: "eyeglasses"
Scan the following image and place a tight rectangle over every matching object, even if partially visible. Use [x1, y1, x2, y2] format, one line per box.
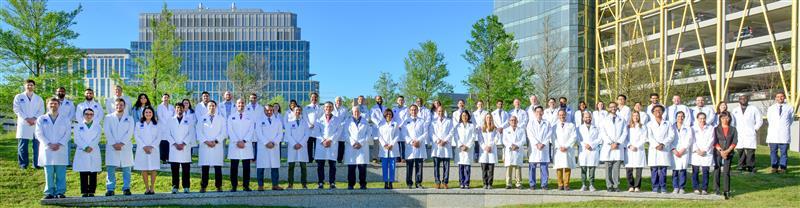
[84, 113, 94, 116]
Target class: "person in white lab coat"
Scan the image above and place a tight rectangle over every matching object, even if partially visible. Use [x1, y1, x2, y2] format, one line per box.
[404, 104, 428, 189]
[691, 96, 716, 128]
[510, 98, 529, 128]
[305, 92, 323, 162]
[219, 91, 235, 119]
[54, 87, 76, 166]
[577, 111, 600, 192]
[526, 106, 551, 190]
[36, 98, 71, 199]
[133, 106, 159, 195]
[194, 91, 212, 117]
[492, 100, 510, 133]
[255, 105, 284, 191]
[376, 108, 401, 189]
[625, 111, 647, 192]
[196, 101, 226, 193]
[333, 97, 349, 163]
[343, 107, 372, 190]
[105, 85, 132, 118]
[130, 93, 151, 123]
[156, 94, 175, 163]
[646, 93, 667, 122]
[14, 79, 44, 169]
[227, 99, 255, 192]
[633, 102, 650, 125]
[592, 101, 607, 125]
[731, 95, 761, 173]
[671, 112, 694, 194]
[454, 110, 476, 189]
[245, 94, 263, 161]
[616, 94, 632, 122]
[553, 109, 576, 191]
[691, 113, 714, 195]
[667, 95, 692, 126]
[600, 102, 627, 192]
[473, 100, 489, 130]
[76, 88, 104, 124]
[573, 101, 588, 126]
[478, 113, 499, 189]
[503, 116, 526, 190]
[72, 108, 101, 197]
[766, 92, 794, 173]
[543, 98, 559, 125]
[103, 98, 135, 196]
[166, 103, 194, 194]
[647, 105, 674, 193]
[286, 106, 311, 189]
[314, 102, 342, 189]
[429, 106, 454, 189]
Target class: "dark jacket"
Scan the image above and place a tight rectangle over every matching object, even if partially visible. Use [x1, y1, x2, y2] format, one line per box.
[714, 126, 738, 158]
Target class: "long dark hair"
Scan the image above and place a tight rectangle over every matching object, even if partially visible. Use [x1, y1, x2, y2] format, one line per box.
[181, 99, 195, 113]
[134, 93, 152, 108]
[459, 110, 472, 124]
[140, 106, 157, 125]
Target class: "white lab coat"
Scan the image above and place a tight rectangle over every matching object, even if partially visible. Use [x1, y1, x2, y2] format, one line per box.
[156, 103, 175, 140]
[76, 100, 104, 124]
[429, 118, 454, 158]
[667, 104, 692, 125]
[577, 124, 601, 167]
[600, 116, 628, 162]
[731, 105, 762, 149]
[403, 117, 428, 160]
[472, 109, 489, 130]
[13, 92, 44, 139]
[574, 110, 588, 126]
[591, 111, 608, 126]
[196, 113, 227, 166]
[133, 121, 160, 170]
[104, 113, 134, 167]
[647, 119, 675, 167]
[227, 112, 255, 160]
[553, 122, 576, 169]
[503, 126, 527, 166]
[671, 124, 694, 170]
[58, 99, 76, 123]
[618, 105, 632, 122]
[344, 117, 372, 165]
[218, 100, 235, 119]
[636, 110, 650, 126]
[543, 108, 558, 126]
[167, 115, 194, 163]
[105, 95, 132, 117]
[691, 124, 715, 167]
[691, 106, 716, 127]
[35, 114, 71, 166]
[72, 121, 102, 172]
[370, 104, 388, 125]
[509, 108, 528, 127]
[286, 117, 311, 162]
[392, 106, 408, 125]
[491, 109, 510, 130]
[646, 104, 667, 122]
[625, 125, 648, 168]
[451, 108, 466, 126]
[184, 111, 198, 146]
[453, 123, 476, 165]
[526, 119, 552, 163]
[478, 130, 499, 164]
[377, 120, 402, 158]
[766, 103, 794, 144]
[256, 115, 283, 168]
[244, 102, 264, 122]
[314, 115, 342, 161]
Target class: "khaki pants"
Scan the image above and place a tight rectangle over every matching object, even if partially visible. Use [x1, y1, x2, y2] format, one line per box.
[505, 165, 522, 187]
[556, 168, 572, 188]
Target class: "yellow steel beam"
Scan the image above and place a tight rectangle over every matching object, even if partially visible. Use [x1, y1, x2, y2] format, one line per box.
[665, 3, 690, 98]
[792, 0, 800, 114]
[723, 0, 752, 98]
[759, 0, 791, 102]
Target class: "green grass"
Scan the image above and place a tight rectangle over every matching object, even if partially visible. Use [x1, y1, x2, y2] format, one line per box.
[2, 130, 799, 207]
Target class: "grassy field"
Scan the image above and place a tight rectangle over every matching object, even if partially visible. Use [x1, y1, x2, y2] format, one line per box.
[2, 131, 799, 207]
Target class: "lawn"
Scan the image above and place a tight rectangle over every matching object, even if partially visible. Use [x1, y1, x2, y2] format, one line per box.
[2, 130, 799, 207]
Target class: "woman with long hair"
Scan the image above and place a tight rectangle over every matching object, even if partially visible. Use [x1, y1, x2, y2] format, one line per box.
[133, 106, 160, 195]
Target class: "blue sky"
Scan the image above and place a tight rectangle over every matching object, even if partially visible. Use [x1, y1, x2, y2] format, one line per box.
[43, 0, 493, 101]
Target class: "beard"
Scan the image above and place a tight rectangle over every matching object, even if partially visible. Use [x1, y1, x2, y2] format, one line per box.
[57, 94, 65, 99]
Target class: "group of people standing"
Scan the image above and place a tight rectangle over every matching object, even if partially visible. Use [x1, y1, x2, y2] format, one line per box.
[14, 79, 794, 200]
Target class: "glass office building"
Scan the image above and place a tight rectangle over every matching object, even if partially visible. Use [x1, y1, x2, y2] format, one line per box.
[130, 5, 318, 103]
[69, 48, 134, 98]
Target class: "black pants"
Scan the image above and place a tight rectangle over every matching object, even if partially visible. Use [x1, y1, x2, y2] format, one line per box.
[347, 164, 367, 188]
[337, 141, 345, 163]
[230, 159, 251, 190]
[406, 158, 423, 186]
[170, 162, 190, 189]
[288, 162, 308, 185]
[316, 160, 336, 185]
[481, 163, 495, 186]
[397, 142, 407, 162]
[433, 157, 450, 184]
[79, 172, 98, 194]
[159, 140, 170, 162]
[737, 148, 756, 172]
[307, 137, 316, 161]
[626, 168, 642, 188]
[201, 166, 222, 189]
[714, 156, 732, 193]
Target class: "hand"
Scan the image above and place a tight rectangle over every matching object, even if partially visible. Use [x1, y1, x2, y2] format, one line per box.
[584, 144, 592, 151]
[484, 146, 492, 153]
[559, 147, 567, 152]
[630, 146, 638, 152]
[438, 140, 446, 147]
[697, 150, 706, 156]
[512, 144, 519, 151]
[353, 142, 362, 150]
[611, 143, 619, 150]
[655, 144, 664, 151]
[143, 146, 153, 154]
[498, 127, 504, 133]
[205, 140, 216, 147]
[175, 143, 185, 151]
[322, 139, 332, 148]
[267, 142, 275, 149]
[84, 146, 93, 153]
[460, 145, 468, 152]
[113, 143, 124, 151]
[387, 144, 393, 150]
[673, 150, 682, 158]
[26, 118, 36, 125]
[236, 141, 246, 149]
[294, 143, 303, 150]
[536, 143, 544, 150]
[48, 143, 60, 151]
[412, 140, 421, 148]
[309, 124, 315, 129]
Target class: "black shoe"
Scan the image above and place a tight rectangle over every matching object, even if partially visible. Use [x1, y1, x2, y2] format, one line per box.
[330, 184, 337, 189]
[542, 186, 549, 191]
[82, 194, 89, 198]
[388, 183, 393, 189]
[505, 186, 512, 189]
[105, 191, 114, 196]
[243, 187, 252, 192]
[360, 186, 367, 190]
[123, 189, 132, 196]
[230, 189, 237, 192]
[302, 184, 309, 189]
[724, 192, 730, 200]
[408, 185, 414, 189]
[347, 186, 354, 190]
[88, 193, 94, 197]
[415, 184, 424, 189]
[318, 184, 325, 189]
[56, 194, 66, 198]
[43, 195, 54, 200]
[384, 182, 389, 189]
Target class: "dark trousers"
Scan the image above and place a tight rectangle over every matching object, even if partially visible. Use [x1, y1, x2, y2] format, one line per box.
[316, 160, 336, 185]
[396, 142, 407, 162]
[201, 166, 222, 189]
[405, 158, 423, 186]
[769, 143, 789, 169]
[230, 159, 251, 190]
[79, 172, 98, 194]
[288, 162, 308, 185]
[170, 162, 190, 189]
[257, 168, 279, 187]
[432, 157, 450, 184]
[737, 148, 756, 172]
[714, 156, 732, 193]
[159, 140, 170, 162]
[347, 164, 367, 188]
[692, 166, 710, 191]
[459, 165, 471, 186]
[481, 163, 495, 186]
[17, 139, 40, 168]
[650, 166, 667, 192]
[307, 137, 316, 161]
[337, 142, 345, 163]
[672, 169, 687, 189]
[626, 168, 642, 188]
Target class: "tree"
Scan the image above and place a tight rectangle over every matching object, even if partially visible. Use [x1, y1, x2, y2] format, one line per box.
[0, 0, 84, 77]
[127, 3, 188, 101]
[373, 71, 399, 100]
[530, 16, 567, 101]
[400, 40, 453, 103]
[226, 53, 270, 99]
[463, 15, 529, 108]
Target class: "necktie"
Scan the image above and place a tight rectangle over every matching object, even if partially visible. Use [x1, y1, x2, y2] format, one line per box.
[210, 115, 214, 123]
[779, 105, 783, 116]
[296, 120, 300, 126]
[379, 104, 383, 112]
[612, 117, 615, 124]
[268, 117, 272, 124]
[239, 113, 243, 119]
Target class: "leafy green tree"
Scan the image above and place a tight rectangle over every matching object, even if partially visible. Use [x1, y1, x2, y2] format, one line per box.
[226, 53, 270, 99]
[373, 71, 399, 100]
[400, 40, 453, 103]
[463, 15, 529, 109]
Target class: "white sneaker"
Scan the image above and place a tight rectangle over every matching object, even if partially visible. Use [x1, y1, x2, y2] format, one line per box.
[589, 185, 596, 192]
[634, 188, 640, 192]
[672, 189, 679, 194]
[580, 185, 587, 191]
[694, 190, 700, 194]
[628, 187, 634, 192]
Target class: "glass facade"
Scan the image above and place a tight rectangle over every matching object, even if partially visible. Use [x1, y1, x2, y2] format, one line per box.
[72, 49, 133, 98]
